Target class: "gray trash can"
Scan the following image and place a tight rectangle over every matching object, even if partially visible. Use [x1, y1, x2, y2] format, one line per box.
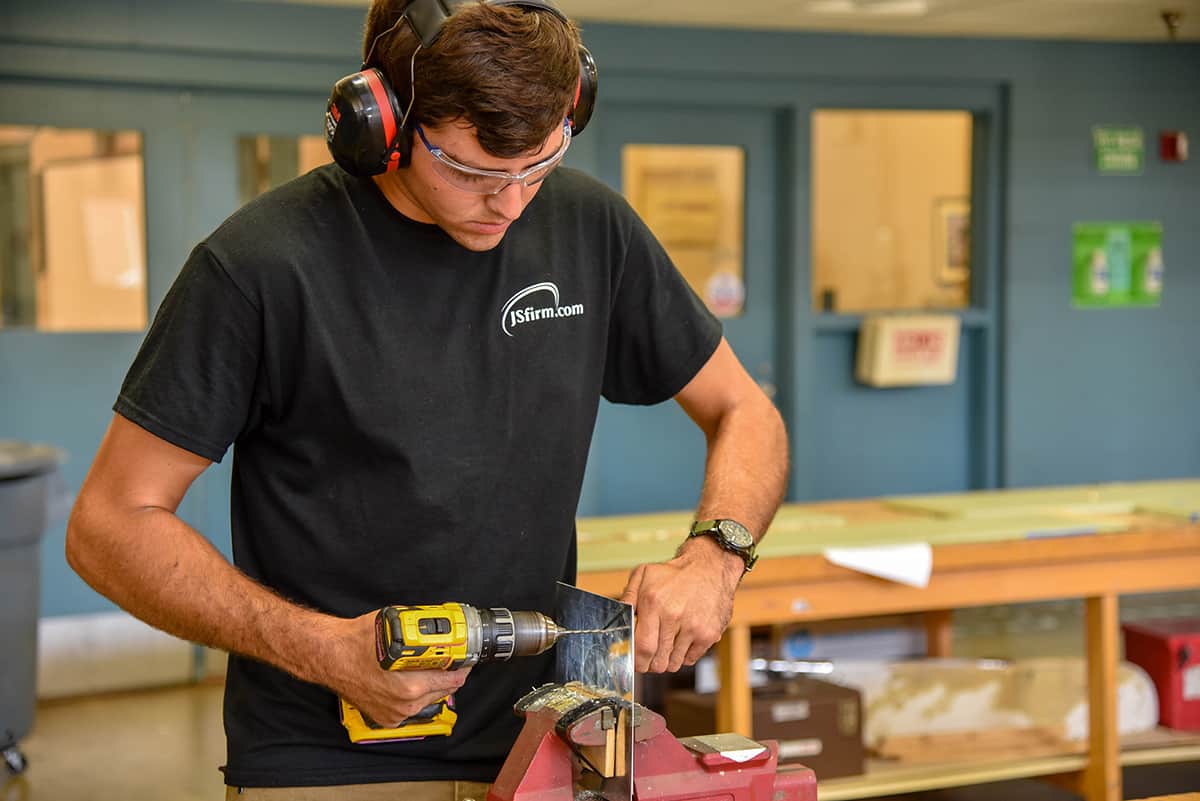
[0, 441, 63, 776]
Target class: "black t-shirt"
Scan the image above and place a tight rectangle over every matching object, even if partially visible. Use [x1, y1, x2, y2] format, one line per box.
[115, 164, 721, 787]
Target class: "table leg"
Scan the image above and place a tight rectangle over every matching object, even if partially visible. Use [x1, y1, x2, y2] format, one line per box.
[716, 624, 753, 737]
[1083, 593, 1121, 801]
[924, 610, 954, 658]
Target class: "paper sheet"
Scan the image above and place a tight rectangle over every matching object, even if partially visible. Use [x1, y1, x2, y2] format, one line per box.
[824, 543, 933, 588]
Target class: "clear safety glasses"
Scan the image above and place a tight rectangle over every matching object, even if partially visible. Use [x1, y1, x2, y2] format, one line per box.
[414, 120, 572, 195]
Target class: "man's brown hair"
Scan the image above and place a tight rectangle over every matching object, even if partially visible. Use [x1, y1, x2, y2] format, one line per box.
[362, 0, 582, 158]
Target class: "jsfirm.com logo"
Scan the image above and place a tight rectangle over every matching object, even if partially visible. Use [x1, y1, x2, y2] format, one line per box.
[500, 282, 585, 337]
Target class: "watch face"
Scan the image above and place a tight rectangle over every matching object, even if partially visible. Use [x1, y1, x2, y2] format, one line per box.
[718, 520, 754, 549]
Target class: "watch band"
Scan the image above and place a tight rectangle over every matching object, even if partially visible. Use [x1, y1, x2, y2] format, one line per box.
[688, 518, 758, 573]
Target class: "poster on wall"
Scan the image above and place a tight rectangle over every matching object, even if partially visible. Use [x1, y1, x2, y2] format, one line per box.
[1071, 221, 1163, 308]
[622, 145, 745, 318]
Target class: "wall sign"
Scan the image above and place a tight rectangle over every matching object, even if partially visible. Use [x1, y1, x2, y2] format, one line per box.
[1092, 126, 1144, 175]
[1072, 221, 1163, 308]
[855, 314, 961, 388]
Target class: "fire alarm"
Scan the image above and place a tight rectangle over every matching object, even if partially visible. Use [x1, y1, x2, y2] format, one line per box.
[1160, 131, 1189, 162]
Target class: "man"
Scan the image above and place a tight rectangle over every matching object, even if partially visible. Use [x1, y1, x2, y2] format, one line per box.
[65, 0, 787, 798]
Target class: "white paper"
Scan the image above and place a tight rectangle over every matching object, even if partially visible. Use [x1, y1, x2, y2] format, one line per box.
[722, 747, 769, 763]
[82, 197, 144, 289]
[1185, 664, 1200, 701]
[824, 543, 933, 588]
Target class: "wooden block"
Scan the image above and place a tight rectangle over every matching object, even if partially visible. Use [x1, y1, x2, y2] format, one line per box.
[874, 726, 1080, 764]
[885, 480, 1200, 521]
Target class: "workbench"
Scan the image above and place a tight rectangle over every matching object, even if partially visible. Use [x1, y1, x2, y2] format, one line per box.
[575, 480, 1200, 801]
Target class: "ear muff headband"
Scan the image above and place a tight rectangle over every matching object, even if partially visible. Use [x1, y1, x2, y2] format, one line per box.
[325, 0, 597, 177]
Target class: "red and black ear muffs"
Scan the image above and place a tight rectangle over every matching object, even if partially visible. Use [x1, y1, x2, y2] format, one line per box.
[325, 0, 598, 177]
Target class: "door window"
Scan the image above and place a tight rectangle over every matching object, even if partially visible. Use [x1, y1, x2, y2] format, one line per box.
[237, 134, 330, 205]
[0, 126, 146, 331]
[811, 110, 972, 313]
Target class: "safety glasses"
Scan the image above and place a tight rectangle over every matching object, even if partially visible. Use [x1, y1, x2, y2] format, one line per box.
[414, 120, 572, 195]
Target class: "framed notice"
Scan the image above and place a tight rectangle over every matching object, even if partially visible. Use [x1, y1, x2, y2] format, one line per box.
[933, 197, 970, 285]
[622, 145, 745, 318]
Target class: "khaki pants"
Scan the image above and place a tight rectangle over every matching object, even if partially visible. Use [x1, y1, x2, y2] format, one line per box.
[225, 780, 491, 801]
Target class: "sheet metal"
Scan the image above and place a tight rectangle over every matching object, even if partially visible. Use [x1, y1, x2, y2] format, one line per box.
[553, 581, 634, 801]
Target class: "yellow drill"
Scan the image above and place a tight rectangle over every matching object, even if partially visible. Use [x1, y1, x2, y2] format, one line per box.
[340, 602, 569, 743]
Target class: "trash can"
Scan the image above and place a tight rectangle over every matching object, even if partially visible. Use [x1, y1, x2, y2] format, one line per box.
[0, 441, 63, 776]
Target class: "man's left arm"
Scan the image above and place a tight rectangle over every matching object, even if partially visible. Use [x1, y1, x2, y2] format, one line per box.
[618, 337, 788, 673]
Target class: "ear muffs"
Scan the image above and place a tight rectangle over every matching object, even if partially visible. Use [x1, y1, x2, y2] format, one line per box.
[325, 68, 410, 177]
[325, 0, 597, 177]
[571, 45, 598, 137]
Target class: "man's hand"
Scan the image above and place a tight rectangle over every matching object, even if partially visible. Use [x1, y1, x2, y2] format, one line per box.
[319, 611, 471, 727]
[618, 536, 744, 673]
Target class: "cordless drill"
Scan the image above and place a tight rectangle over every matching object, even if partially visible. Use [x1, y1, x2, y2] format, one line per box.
[340, 602, 568, 743]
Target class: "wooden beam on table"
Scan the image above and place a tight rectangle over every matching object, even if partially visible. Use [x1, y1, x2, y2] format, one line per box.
[727, 543, 1200, 626]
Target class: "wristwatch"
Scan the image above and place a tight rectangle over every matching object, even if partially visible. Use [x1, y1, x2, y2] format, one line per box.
[688, 518, 759, 573]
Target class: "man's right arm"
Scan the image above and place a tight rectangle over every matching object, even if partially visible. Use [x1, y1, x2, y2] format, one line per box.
[66, 413, 466, 725]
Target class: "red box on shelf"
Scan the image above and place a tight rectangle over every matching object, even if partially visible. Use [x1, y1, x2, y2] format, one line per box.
[1122, 618, 1200, 731]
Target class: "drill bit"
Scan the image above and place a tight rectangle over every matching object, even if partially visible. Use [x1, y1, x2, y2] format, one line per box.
[512, 614, 630, 655]
[558, 626, 631, 636]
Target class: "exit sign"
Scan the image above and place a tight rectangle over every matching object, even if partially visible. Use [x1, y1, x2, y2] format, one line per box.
[1093, 126, 1144, 175]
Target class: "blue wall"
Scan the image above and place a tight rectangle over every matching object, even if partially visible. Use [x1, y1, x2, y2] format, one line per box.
[2, 0, 1198, 617]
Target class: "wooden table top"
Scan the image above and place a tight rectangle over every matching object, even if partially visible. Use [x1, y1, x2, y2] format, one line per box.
[576, 479, 1200, 574]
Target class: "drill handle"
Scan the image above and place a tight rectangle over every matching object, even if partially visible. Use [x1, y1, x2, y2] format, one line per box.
[399, 700, 446, 724]
[340, 696, 458, 743]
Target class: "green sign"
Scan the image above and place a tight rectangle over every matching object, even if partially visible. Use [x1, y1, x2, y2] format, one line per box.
[1072, 222, 1163, 308]
[1092, 126, 1143, 174]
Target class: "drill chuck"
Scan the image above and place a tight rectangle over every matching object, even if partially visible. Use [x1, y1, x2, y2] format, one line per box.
[377, 603, 562, 671]
[509, 610, 565, 656]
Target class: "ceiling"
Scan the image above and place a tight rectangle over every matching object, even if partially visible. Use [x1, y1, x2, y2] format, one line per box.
[269, 0, 1199, 42]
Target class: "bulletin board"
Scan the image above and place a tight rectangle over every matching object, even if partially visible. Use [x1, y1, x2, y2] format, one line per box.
[622, 145, 746, 318]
